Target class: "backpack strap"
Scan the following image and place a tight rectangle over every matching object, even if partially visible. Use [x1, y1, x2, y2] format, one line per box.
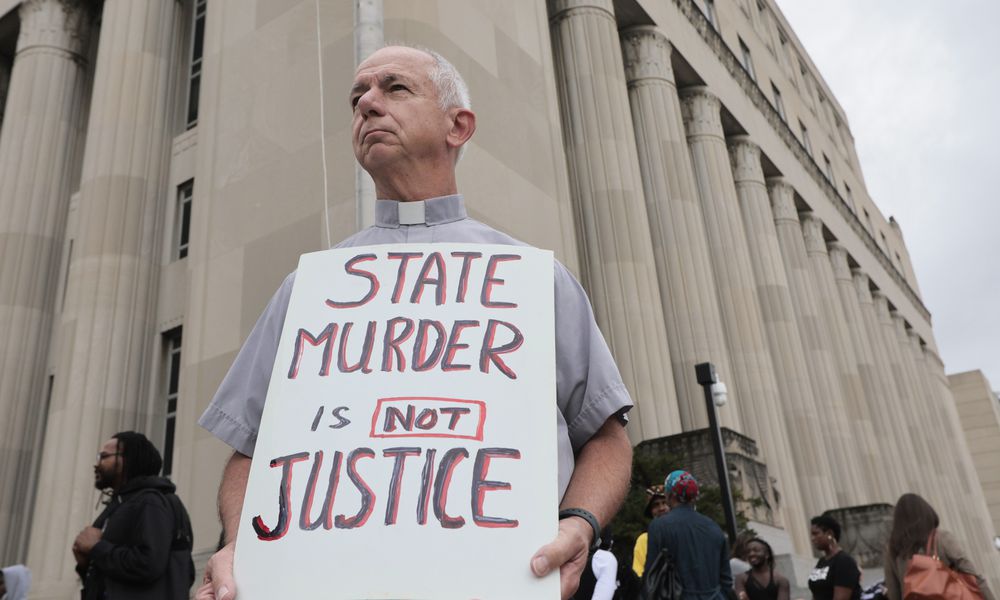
[133, 488, 194, 551]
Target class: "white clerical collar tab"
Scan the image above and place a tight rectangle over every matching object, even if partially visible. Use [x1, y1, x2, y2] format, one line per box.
[398, 201, 426, 225]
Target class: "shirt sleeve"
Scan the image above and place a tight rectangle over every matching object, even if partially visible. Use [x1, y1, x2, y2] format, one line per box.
[831, 552, 860, 589]
[197, 273, 296, 457]
[591, 550, 619, 600]
[553, 261, 633, 451]
[633, 532, 648, 577]
[937, 530, 996, 600]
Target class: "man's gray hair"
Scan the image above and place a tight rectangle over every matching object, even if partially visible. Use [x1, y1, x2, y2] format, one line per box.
[423, 48, 472, 111]
[379, 44, 471, 110]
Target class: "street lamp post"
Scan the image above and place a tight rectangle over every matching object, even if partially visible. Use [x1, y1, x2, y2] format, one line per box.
[695, 361, 738, 543]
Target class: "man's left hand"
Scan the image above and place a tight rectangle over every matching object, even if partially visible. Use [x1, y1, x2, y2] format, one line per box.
[74, 526, 102, 554]
[530, 515, 593, 600]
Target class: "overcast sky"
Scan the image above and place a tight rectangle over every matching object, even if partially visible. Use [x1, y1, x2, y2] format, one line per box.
[775, 1, 1000, 390]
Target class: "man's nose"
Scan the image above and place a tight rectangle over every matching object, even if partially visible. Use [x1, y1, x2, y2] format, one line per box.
[356, 88, 385, 118]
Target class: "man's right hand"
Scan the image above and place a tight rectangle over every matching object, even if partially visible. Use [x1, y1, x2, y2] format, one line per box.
[195, 542, 236, 600]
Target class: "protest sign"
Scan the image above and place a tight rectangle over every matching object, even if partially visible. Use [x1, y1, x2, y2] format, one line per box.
[234, 243, 559, 599]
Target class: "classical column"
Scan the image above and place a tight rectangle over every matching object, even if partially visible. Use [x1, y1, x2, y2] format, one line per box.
[620, 26, 735, 430]
[0, 59, 10, 124]
[890, 313, 964, 527]
[828, 244, 908, 497]
[26, 0, 182, 594]
[353, 0, 383, 230]
[800, 214, 880, 503]
[0, 0, 92, 563]
[769, 179, 861, 508]
[723, 140, 819, 547]
[872, 293, 937, 483]
[679, 86, 800, 442]
[852, 274, 921, 492]
[548, 0, 681, 440]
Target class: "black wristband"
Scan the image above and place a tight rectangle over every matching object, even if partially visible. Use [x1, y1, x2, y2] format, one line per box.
[558, 508, 601, 552]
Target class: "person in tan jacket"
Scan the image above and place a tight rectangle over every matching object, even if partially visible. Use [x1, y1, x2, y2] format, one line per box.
[883, 493, 994, 600]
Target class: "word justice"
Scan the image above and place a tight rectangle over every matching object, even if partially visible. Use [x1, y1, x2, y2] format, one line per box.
[287, 251, 529, 380]
[251, 446, 521, 541]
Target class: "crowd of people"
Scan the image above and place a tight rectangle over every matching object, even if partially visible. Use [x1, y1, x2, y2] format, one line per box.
[570, 470, 994, 600]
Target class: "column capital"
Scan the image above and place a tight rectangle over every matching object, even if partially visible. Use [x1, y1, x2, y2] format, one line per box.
[548, 0, 614, 21]
[621, 26, 675, 85]
[801, 212, 827, 256]
[890, 311, 909, 330]
[727, 135, 764, 184]
[679, 86, 722, 138]
[907, 329, 923, 347]
[852, 269, 873, 304]
[766, 177, 798, 223]
[17, 0, 92, 58]
[872, 291, 892, 321]
[827, 243, 852, 282]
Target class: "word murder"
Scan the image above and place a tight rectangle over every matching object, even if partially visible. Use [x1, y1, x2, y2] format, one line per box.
[251, 446, 521, 541]
[287, 251, 529, 379]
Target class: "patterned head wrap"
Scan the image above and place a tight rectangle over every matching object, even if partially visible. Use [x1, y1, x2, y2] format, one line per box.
[665, 470, 699, 503]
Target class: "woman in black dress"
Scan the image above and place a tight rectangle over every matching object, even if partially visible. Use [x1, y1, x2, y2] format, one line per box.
[807, 515, 861, 600]
[735, 538, 789, 600]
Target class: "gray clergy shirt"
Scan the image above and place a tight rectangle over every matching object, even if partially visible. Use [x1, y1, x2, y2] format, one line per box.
[198, 194, 632, 498]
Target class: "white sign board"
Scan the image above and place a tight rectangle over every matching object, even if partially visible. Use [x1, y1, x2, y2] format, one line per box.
[234, 244, 559, 599]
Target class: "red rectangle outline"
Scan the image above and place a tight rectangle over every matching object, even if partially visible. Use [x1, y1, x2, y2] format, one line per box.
[368, 396, 487, 441]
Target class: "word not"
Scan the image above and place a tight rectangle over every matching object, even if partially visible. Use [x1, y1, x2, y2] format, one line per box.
[286, 317, 524, 380]
[251, 446, 521, 542]
[326, 251, 521, 309]
[370, 397, 486, 441]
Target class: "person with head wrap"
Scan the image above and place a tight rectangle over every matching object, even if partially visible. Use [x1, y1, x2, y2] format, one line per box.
[633, 485, 670, 577]
[0, 564, 31, 600]
[645, 470, 733, 600]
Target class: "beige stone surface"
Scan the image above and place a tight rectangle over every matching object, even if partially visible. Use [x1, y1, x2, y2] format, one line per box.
[828, 245, 909, 497]
[949, 369, 1000, 537]
[548, 0, 681, 440]
[0, 0, 92, 564]
[771, 180, 862, 508]
[800, 213, 881, 503]
[25, 0, 182, 595]
[621, 26, 736, 432]
[725, 141, 812, 551]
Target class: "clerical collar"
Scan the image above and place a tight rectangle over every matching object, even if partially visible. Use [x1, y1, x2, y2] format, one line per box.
[374, 195, 467, 228]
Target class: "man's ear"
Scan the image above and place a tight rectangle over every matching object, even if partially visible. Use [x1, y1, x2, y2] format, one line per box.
[446, 108, 476, 150]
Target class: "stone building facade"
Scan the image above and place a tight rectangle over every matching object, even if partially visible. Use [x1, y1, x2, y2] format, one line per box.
[951, 370, 1000, 539]
[0, 0, 997, 596]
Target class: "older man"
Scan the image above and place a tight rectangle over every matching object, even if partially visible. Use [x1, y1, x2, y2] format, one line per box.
[196, 45, 633, 600]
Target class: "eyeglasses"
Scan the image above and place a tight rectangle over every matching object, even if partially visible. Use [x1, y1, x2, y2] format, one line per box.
[96, 452, 122, 462]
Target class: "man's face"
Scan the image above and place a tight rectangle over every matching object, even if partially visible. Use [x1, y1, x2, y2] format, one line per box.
[747, 541, 768, 567]
[650, 497, 669, 519]
[349, 47, 453, 175]
[94, 438, 123, 491]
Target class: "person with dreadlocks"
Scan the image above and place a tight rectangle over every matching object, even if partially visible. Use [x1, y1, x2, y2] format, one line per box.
[72, 431, 195, 599]
[735, 538, 790, 600]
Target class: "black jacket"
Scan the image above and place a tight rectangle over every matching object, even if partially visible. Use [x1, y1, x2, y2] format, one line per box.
[80, 476, 194, 600]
